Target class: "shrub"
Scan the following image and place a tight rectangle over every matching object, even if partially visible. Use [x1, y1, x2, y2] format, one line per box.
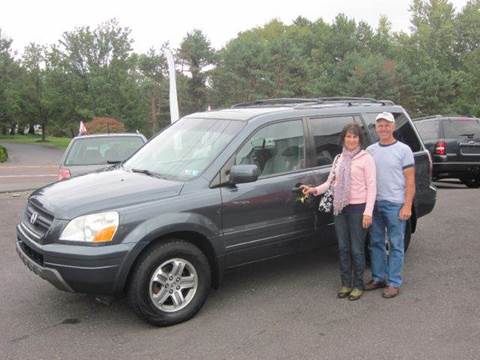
[86, 117, 126, 134]
[0, 145, 8, 162]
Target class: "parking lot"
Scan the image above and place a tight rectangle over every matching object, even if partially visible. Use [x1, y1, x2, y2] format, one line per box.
[1, 182, 479, 360]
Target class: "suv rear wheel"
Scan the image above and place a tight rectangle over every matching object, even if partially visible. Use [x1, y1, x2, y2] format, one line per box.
[127, 239, 211, 326]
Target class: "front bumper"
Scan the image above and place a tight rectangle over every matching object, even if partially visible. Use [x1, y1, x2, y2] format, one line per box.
[16, 224, 134, 295]
[16, 240, 74, 292]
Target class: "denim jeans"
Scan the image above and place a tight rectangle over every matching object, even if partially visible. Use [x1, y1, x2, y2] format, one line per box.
[369, 200, 406, 287]
[334, 211, 367, 290]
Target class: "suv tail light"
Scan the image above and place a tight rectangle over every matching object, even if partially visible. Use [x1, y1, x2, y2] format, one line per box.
[434, 141, 446, 155]
[58, 167, 71, 180]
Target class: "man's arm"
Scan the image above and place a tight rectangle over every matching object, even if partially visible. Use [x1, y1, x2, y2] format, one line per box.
[399, 167, 415, 220]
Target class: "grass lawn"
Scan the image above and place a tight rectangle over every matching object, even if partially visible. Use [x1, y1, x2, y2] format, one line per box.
[0, 134, 71, 149]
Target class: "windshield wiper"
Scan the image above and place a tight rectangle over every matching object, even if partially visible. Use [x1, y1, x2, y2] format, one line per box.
[131, 168, 163, 178]
[459, 133, 475, 138]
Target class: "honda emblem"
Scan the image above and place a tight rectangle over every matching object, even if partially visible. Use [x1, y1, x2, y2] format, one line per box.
[30, 211, 38, 225]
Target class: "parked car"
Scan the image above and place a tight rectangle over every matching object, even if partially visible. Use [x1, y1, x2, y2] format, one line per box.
[414, 115, 480, 188]
[58, 133, 147, 180]
[16, 98, 436, 326]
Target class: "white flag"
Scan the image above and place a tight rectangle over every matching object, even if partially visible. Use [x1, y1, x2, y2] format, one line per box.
[79, 121, 87, 136]
[164, 48, 179, 123]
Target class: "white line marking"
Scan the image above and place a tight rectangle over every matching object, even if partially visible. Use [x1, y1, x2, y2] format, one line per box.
[0, 165, 58, 169]
[0, 174, 56, 178]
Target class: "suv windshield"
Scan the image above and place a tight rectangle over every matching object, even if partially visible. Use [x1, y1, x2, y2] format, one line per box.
[65, 136, 145, 166]
[124, 118, 244, 180]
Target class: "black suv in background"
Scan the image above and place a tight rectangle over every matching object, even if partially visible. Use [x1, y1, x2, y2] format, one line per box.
[414, 115, 480, 188]
[16, 98, 436, 326]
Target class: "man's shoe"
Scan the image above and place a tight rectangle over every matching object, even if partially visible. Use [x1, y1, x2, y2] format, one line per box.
[365, 280, 386, 291]
[337, 287, 352, 299]
[382, 286, 400, 298]
[348, 288, 363, 301]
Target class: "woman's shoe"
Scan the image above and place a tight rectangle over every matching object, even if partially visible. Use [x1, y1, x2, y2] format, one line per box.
[337, 287, 352, 299]
[348, 288, 363, 301]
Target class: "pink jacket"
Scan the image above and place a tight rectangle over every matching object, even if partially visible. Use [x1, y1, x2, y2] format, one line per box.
[314, 150, 377, 216]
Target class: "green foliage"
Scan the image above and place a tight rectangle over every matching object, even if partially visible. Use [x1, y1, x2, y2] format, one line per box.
[0, 134, 70, 149]
[0, 144, 7, 162]
[1, 1, 480, 136]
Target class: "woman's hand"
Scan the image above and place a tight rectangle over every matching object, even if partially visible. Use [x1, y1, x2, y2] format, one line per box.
[362, 214, 372, 229]
[300, 185, 316, 196]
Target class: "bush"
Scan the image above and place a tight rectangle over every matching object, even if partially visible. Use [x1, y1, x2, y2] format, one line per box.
[0, 145, 8, 162]
[86, 117, 126, 134]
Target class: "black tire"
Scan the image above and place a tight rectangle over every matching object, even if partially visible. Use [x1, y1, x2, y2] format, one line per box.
[461, 177, 480, 188]
[127, 239, 211, 326]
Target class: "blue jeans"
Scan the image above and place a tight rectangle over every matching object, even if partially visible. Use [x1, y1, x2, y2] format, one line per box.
[334, 212, 367, 290]
[369, 200, 406, 287]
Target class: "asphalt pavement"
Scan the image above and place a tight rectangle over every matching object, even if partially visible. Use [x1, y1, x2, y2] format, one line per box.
[1, 184, 479, 360]
[0, 142, 63, 192]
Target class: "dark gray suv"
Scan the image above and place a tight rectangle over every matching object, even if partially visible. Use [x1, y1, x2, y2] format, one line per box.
[16, 98, 436, 326]
[414, 115, 480, 187]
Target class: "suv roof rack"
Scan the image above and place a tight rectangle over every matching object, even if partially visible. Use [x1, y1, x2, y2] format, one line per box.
[231, 98, 316, 108]
[414, 114, 479, 121]
[231, 97, 395, 108]
[413, 115, 444, 121]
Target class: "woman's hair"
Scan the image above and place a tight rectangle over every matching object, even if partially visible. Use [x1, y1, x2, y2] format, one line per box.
[339, 122, 365, 147]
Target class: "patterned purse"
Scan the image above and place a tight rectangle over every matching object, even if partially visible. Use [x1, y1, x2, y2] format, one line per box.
[318, 155, 340, 213]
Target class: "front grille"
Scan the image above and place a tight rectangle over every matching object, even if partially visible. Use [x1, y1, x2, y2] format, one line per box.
[22, 201, 54, 240]
[19, 241, 44, 266]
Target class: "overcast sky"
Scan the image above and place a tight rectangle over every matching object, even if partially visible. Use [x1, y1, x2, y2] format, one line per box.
[1, 0, 471, 55]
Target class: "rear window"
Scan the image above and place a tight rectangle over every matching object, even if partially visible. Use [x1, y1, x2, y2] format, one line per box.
[443, 118, 480, 138]
[414, 120, 441, 142]
[65, 136, 145, 166]
[364, 112, 422, 152]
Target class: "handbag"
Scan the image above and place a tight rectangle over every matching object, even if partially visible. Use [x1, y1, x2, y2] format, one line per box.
[318, 155, 340, 213]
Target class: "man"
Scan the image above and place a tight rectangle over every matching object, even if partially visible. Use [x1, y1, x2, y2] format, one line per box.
[365, 112, 415, 298]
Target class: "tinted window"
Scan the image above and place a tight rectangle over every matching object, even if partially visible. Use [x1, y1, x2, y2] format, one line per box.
[414, 120, 440, 142]
[65, 136, 145, 166]
[309, 116, 360, 166]
[364, 112, 422, 152]
[443, 118, 480, 138]
[235, 120, 305, 177]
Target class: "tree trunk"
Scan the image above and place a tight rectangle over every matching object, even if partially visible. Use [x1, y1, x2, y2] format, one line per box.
[41, 121, 46, 141]
[150, 91, 158, 135]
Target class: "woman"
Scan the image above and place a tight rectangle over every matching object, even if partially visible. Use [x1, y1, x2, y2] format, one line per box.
[301, 123, 376, 301]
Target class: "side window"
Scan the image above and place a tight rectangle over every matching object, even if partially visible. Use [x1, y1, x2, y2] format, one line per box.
[235, 120, 305, 177]
[414, 120, 440, 142]
[364, 112, 422, 152]
[310, 116, 359, 166]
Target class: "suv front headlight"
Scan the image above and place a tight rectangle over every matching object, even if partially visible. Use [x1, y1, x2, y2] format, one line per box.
[60, 212, 119, 243]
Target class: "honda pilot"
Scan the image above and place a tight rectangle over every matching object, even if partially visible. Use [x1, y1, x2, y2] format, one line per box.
[16, 98, 437, 326]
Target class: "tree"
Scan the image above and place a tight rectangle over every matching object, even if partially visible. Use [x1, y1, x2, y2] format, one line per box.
[177, 30, 216, 114]
[55, 19, 144, 130]
[0, 29, 23, 135]
[135, 47, 169, 136]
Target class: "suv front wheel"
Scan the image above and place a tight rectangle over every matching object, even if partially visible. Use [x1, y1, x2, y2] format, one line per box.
[127, 239, 211, 326]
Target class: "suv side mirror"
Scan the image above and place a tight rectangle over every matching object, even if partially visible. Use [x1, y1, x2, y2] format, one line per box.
[229, 164, 259, 184]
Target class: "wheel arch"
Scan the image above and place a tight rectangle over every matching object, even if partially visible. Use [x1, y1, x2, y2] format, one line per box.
[119, 231, 223, 295]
